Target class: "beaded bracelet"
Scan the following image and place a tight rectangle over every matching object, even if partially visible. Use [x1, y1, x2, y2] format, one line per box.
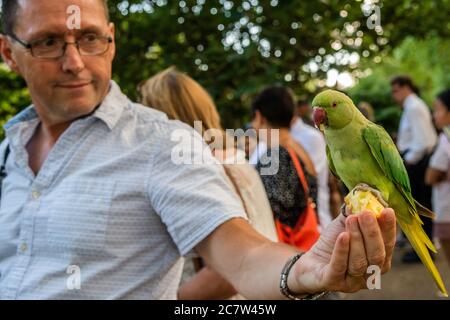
[280, 253, 328, 300]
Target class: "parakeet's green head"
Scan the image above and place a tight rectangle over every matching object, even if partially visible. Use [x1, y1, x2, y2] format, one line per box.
[312, 90, 357, 130]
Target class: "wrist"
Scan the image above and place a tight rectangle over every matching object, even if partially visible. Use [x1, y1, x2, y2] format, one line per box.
[286, 253, 311, 298]
[281, 253, 327, 300]
[287, 253, 321, 298]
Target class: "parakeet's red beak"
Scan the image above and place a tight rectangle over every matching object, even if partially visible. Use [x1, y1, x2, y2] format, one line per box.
[313, 107, 327, 127]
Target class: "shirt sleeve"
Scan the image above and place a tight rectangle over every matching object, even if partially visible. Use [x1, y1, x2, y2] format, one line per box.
[429, 134, 450, 172]
[404, 105, 436, 164]
[147, 121, 247, 256]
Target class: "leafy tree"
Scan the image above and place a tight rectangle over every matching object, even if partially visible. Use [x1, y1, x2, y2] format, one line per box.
[0, 64, 29, 135]
[1, 0, 450, 138]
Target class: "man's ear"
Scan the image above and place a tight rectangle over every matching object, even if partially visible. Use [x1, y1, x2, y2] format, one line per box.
[0, 35, 21, 74]
[108, 22, 116, 60]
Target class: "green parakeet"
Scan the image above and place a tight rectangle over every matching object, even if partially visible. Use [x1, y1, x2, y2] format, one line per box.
[312, 89, 448, 296]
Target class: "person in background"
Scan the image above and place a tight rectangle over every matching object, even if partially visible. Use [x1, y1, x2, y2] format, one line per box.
[391, 75, 438, 263]
[296, 99, 315, 126]
[237, 122, 258, 160]
[251, 86, 319, 245]
[291, 99, 332, 229]
[138, 67, 278, 299]
[426, 89, 450, 270]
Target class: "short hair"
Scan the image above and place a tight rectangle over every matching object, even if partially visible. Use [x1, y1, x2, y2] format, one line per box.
[390, 75, 420, 96]
[252, 86, 295, 128]
[437, 89, 450, 111]
[1, 0, 110, 35]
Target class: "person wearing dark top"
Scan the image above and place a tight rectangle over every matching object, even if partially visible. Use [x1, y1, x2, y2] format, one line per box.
[251, 85, 319, 228]
[256, 146, 318, 228]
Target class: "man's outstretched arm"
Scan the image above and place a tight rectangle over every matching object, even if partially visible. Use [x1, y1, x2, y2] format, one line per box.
[195, 209, 396, 299]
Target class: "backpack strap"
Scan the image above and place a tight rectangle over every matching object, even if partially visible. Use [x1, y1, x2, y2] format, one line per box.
[285, 147, 310, 197]
[286, 147, 320, 225]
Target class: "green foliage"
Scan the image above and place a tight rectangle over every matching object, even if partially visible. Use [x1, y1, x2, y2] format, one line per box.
[0, 64, 30, 139]
[1, 0, 450, 135]
[108, 0, 450, 129]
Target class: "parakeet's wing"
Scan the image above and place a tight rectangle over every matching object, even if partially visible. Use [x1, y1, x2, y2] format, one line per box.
[363, 125, 443, 296]
[326, 145, 339, 179]
[362, 123, 417, 215]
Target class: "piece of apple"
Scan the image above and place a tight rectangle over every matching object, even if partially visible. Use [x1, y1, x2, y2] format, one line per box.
[344, 189, 385, 218]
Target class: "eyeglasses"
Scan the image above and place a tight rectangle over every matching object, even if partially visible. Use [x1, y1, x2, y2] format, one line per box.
[7, 32, 113, 59]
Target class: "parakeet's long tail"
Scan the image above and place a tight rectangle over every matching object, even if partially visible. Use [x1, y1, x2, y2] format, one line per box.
[399, 218, 448, 297]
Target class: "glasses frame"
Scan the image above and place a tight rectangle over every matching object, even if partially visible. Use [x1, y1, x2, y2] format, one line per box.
[7, 32, 113, 59]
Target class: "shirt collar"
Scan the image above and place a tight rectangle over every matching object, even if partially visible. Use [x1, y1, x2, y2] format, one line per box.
[403, 93, 417, 110]
[291, 117, 304, 130]
[91, 80, 127, 130]
[3, 106, 38, 131]
[3, 80, 127, 132]
[295, 117, 305, 126]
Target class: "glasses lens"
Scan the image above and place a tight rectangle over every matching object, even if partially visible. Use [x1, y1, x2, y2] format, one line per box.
[31, 38, 65, 58]
[79, 34, 110, 56]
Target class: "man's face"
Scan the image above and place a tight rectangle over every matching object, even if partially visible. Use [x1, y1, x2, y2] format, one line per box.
[391, 84, 408, 106]
[0, 0, 115, 125]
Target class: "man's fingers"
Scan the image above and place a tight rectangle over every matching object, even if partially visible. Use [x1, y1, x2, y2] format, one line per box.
[357, 211, 386, 268]
[328, 232, 350, 278]
[378, 208, 397, 273]
[346, 215, 369, 277]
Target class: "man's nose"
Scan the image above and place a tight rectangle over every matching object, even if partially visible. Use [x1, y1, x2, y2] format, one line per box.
[61, 43, 85, 74]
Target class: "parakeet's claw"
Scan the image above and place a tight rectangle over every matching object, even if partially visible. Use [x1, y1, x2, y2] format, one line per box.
[344, 183, 387, 218]
[340, 203, 348, 217]
[351, 183, 389, 207]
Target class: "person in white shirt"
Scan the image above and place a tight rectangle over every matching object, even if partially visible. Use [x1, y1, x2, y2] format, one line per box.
[426, 89, 450, 269]
[296, 99, 315, 127]
[393, 80, 437, 165]
[391, 75, 438, 263]
[291, 110, 332, 229]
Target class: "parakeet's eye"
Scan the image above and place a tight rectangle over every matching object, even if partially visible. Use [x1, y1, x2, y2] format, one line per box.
[332, 102, 337, 108]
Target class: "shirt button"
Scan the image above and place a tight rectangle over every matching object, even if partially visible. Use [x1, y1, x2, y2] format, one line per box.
[20, 243, 28, 252]
[31, 190, 41, 200]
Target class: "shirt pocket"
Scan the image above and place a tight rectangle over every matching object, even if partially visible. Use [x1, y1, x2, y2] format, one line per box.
[46, 180, 115, 256]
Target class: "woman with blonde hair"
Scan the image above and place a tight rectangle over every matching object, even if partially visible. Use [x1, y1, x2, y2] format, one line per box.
[138, 67, 278, 300]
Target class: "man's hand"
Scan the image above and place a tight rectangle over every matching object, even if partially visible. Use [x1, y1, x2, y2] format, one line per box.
[289, 208, 396, 295]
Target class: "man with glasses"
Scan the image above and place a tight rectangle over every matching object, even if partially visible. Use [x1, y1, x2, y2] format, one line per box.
[0, 0, 397, 300]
